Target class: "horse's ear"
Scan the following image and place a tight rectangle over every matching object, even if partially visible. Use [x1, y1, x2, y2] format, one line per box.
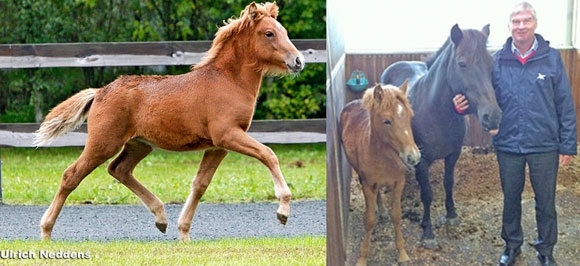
[266, 1, 279, 19]
[399, 79, 410, 94]
[248, 2, 262, 21]
[450, 24, 463, 46]
[482, 24, 490, 38]
[373, 84, 384, 102]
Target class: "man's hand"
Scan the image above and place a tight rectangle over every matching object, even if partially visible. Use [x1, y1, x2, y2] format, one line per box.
[453, 94, 469, 114]
[559, 154, 573, 167]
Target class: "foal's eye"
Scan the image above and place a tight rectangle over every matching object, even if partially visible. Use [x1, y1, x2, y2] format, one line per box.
[384, 119, 392, 125]
[265, 31, 275, 38]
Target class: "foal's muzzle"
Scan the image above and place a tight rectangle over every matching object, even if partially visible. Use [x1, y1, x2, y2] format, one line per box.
[287, 56, 305, 73]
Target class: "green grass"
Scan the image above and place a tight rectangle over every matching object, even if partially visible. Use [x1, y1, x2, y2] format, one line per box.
[0, 143, 325, 205]
[0, 236, 326, 265]
[0, 144, 327, 264]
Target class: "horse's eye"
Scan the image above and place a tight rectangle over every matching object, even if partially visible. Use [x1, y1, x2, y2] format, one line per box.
[458, 61, 467, 68]
[265, 31, 275, 38]
[384, 119, 392, 125]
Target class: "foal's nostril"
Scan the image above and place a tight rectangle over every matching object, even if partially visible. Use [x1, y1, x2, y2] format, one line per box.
[407, 153, 420, 166]
[295, 57, 303, 67]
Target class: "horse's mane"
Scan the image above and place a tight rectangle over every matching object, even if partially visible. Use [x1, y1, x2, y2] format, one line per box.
[425, 39, 451, 69]
[362, 85, 411, 112]
[193, 2, 279, 70]
[425, 28, 487, 69]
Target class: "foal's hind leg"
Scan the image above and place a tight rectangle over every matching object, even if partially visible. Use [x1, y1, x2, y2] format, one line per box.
[357, 179, 379, 266]
[213, 130, 291, 225]
[177, 148, 228, 241]
[107, 139, 168, 233]
[40, 142, 121, 240]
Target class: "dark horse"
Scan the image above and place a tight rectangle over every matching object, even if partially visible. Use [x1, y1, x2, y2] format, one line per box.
[380, 24, 502, 248]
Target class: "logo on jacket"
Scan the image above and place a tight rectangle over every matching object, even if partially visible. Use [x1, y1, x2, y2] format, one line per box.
[537, 73, 546, 80]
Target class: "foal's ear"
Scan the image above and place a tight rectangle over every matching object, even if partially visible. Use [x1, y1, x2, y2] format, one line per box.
[373, 84, 384, 102]
[248, 2, 261, 20]
[450, 24, 463, 46]
[399, 79, 410, 94]
[482, 24, 490, 38]
[265, 2, 279, 19]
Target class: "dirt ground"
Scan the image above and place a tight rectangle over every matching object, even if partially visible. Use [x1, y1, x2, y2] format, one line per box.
[346, 146, 580, 266]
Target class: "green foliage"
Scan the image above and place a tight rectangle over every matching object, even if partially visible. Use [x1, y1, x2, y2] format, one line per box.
[0, 0, 326, 122]
[256, 64, 326, 119]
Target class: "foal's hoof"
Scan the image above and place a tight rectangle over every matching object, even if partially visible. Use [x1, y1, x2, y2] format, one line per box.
[277, 212, 288, 225]
[421, 238, 438, 249]
[155, 222, 167, 233]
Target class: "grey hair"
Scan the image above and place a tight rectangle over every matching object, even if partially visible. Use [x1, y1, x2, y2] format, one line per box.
[510, 1, 537, 21]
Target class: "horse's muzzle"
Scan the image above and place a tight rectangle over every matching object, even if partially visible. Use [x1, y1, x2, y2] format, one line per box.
[287, 56, 304, 73]
[402, 149, 421, 168]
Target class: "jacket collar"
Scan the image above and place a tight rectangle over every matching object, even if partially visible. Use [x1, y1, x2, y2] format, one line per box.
[511, 37, 538, 58]
[499, 34, 550, 60]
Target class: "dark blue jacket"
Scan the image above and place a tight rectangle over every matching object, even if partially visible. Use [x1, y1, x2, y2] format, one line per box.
[492, 34, 578, 155]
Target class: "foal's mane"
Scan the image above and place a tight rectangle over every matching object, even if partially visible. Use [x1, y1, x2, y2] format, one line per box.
[193, 2, 279, 70]
[425, 28, 487, 69]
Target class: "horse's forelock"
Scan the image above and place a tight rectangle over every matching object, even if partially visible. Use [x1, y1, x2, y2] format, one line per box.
[426, 28, 488, 68]
[362, 86, 401, 111]
[455, 29, 489, 61]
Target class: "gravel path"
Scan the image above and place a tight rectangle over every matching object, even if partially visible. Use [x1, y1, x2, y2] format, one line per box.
[0, 200, 325, 241]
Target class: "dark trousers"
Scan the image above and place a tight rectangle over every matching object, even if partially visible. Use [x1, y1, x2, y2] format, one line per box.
[496, 150, 559, 256]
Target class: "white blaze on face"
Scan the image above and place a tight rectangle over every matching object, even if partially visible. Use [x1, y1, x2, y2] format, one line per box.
[396, 102, 412, 138]
[396, 103, 403, 116]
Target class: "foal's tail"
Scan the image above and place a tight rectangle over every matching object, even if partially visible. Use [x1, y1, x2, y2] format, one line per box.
[33, 89, 98, 147]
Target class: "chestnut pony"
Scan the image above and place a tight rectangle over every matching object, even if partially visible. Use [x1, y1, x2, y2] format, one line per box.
[340, 81, 421, 265]
[34, 2, 304, 241]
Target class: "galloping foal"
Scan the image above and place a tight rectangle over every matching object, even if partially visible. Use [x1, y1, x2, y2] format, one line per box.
[340, 81, 420, 265]
[34, 2, 304, 241]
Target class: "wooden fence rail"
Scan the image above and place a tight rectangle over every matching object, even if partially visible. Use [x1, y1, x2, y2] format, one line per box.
[0, 119, 326, 147]
[0, 39, 326, 68]
[0, 39, 327, 203]
[0, 39, 327, 146]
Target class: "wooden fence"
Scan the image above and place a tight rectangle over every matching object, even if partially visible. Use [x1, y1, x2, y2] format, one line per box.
[0, 39, 326, 68]
[0, 39, 327, 147]
[0, 39, 327, 203]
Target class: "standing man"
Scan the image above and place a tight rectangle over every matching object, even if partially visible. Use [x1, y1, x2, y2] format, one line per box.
[453, 2, 577, 266]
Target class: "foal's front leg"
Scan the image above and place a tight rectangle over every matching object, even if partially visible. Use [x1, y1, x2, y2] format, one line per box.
[214, 130, 292, 225]
[178, 148, 228, 241]
[391, 179, 410, 263]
